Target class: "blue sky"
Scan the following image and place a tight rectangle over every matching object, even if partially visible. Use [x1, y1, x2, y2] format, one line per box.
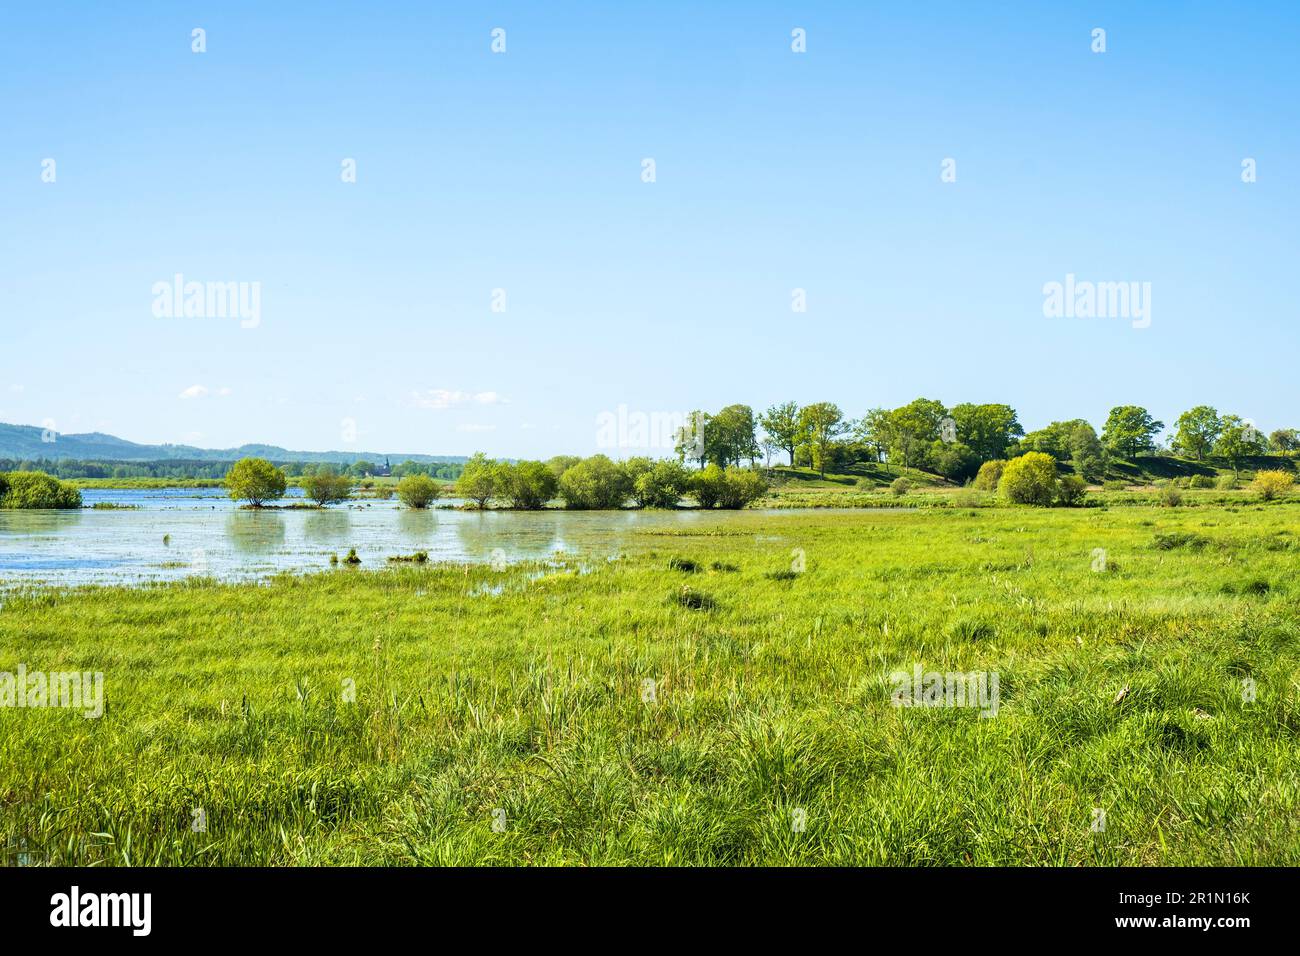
[1, 1, 1297, 457]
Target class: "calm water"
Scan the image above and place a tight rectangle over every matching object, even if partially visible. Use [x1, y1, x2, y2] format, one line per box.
[0, 489, 825, 588]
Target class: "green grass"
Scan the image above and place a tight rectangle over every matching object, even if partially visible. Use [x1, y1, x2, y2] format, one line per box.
[2, 502, 1299, 865]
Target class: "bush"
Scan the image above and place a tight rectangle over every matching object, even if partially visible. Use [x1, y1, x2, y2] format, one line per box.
[558, 455, 631, 509]
[1251, 469, 1295, 501]
[631, 460, 691, 509]
[690, 464, 727, 508]
[998, 452, 1058, 506]
[1056, 474, 1088, 506]
[715, 467, 768, 509]
[1189, 474, 1215, 489]
[1103, 480, 1127, 491]
[688, 465, 768, 509]
[889, 477, 912, 496]
[225, 457, 287, 507]
[1161, 485, 1183, 507]
[397, 473, 441, 509]
[455, 452, 500, 509]
[0, 471, 82, 509]
[972, 460, 1005, 491]
[1216, 475, 1237, 490]
[498, 460, 558, 510]
[302, 467, 352, 506]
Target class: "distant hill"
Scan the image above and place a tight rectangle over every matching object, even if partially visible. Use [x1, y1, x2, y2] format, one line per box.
[0, 422, 464, 466]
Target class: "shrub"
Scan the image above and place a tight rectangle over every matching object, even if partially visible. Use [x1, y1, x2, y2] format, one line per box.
[716, 467, 768, 509]
[972, 460, 1005, 491]
[631, 460, 691, 508]
[1189, 474, 1215, 489]
[498, 460, 557, 510]
[1103, 480, 1127, 491]
[691, 465, 769, 509]
[1216, 475, 1237, 490]
[0, 471, 82, 509]
[558, 455, 631, 509]
[225, 458, 287, 507]
[998, 452, 1058, 506]
[302, 467, 352, 506]
[855, 476, 874, 490]
[455, 452, 500, 509]
[397, 473, 441, 509]
[1056, 474, 1088, 506]
[889, 477, 912, 496]
[1251, 469, 1295, 501]
[690, 464, 727, 508]
[1161, 485, 1183, 507]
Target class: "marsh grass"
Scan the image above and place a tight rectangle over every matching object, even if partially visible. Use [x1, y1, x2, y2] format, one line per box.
[1, 504, 1299, 865]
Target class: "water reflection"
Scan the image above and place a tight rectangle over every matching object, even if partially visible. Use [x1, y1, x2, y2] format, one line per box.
[396, 508, 437, 543]
[225, 510, 286, 553]
[303, 509, 352, 545]
[0, 489, 822, 588]
[0, 509, 84, 537]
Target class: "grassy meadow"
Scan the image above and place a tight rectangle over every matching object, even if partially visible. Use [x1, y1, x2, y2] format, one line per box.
[2, 498, 1299, 865]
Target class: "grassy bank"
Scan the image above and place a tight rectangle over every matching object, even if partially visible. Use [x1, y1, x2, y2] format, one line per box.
[2, 502, 1299, 865]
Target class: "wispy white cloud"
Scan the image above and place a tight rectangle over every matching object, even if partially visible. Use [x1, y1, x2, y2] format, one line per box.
[409, 389, 508, 410]
[179, 385, 232, 400]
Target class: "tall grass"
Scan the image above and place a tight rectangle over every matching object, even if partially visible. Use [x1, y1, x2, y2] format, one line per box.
[2, 503, 1298, 865]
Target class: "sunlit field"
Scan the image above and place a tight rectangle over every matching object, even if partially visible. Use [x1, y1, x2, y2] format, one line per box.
[3, 498, 1298, 866]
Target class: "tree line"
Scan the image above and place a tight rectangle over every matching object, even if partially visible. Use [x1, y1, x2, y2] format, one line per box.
[673, 400, 1294, 482]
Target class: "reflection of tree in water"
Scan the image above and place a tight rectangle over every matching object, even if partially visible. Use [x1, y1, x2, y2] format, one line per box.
[452, 511, 566, 564]
[303, 509, 351, 545]
[225, 510, 286, 553]
[396, 508, 438, 543]
[0, 510, 84, 536]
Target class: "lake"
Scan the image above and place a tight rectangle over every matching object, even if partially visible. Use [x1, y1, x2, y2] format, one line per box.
[0, 488, 831, 588]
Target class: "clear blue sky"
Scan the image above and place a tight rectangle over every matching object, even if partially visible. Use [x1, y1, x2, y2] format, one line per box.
[2, 1, 1297, 457]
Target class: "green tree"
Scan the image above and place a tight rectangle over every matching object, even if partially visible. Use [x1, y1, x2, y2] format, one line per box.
[885, 398, 947, 468]
[558, 455, 631, 509]
[759, 401, 801, 466]
[545, 455, 582, 480]
[972, 459, 1005, 491]
[499, 460, 558, 509]
[797, 402, 846, 477]
[0, 471, 82, 509]
[225, 457, 287, 507]
[1172, 406, 1222, 460]
[1213, 415, 1268, 477]
[1101, 406, 1164, 459]
[929, 441, 980, 482]
[853, 408, 892, 463]
[455, 452, 500, 509]
[630, 459, 691, 508]
[397, 473, 441, 509]
[998, 452, 1058, 506]
[674, 411, 709, 469]
[710, 404, 760, 466]
[1269, 429, 1299, 453]
[302, 467, 352, 506]
[1067, 422, 1108, 480]
[949, 403, 1023, 462]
